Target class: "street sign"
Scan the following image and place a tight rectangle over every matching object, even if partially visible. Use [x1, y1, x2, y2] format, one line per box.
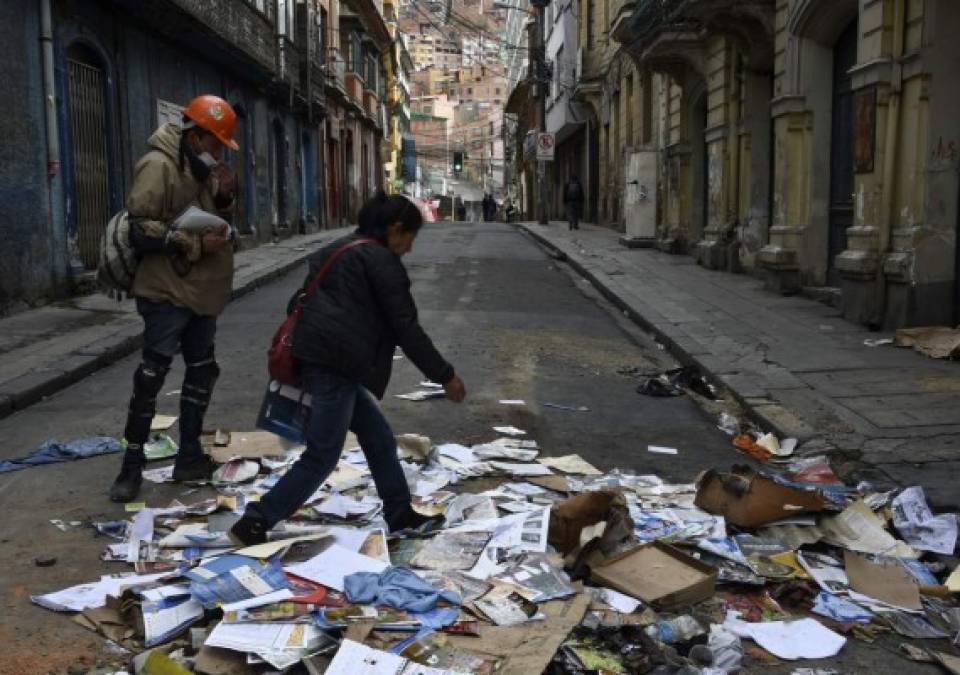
[536, 132, 555, 161]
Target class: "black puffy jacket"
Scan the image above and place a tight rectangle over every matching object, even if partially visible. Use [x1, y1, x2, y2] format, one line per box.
[291, 232, 454, 398]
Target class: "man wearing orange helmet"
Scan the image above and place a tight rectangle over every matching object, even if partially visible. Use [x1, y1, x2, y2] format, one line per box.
[109, 95, 240, 502]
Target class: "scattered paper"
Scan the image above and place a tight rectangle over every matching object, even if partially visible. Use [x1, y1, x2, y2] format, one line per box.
[891, 486, 958, 555]
[498, 399, 526, 406]
[490, 461, 553, 476]
[723, 612, 846, 660]
[212, 459, 260, 484]
[436, 443, 479, 465]
[396, 390, 446, 401]
[647, 445, 678, 455]
[143, 465, 175, 483]
[591, 587, 643, 614]
[811, 591, 874, 623]
[32, 572, 173, 612]
[797, 552, 848, 593]
[537, 454, 601, 475]
[493, 426, 526, 436]
[219, 589, 294, 612]
[285, 544, 388, 591]
[820, 500, 918, 558]
[150, 415, 178, 431]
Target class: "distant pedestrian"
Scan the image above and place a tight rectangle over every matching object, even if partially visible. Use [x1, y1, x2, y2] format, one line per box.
[456, 202, 467, 221]
[109, 95, 240, 502]
[229, 192, 466, 545]
[563, 175, 584, 231]
[482, 193, 496, 221]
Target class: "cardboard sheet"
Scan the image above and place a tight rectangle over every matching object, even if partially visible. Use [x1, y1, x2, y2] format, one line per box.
[844, 551, 922, 611]
[590, 542, 716, 609]
[537, 454, 602, 475]
[694, 469, 829, 528]
[445, 592, 590, 675]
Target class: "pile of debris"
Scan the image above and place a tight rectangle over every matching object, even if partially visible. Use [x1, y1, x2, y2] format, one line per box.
[31, 423, 960, 675]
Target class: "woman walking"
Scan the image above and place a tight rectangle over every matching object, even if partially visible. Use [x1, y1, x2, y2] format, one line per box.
[230, 193, 466, 545]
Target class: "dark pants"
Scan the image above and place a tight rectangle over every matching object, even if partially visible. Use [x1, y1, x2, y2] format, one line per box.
[122, 298, 219, 461]
[246, 365, 411, 528]
[566, 202, 582, 229]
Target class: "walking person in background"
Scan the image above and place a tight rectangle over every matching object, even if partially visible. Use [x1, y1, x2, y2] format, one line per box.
[230, 192, 466, 545]
[563, 175, 585, 231]
[109, 95, 239, 502]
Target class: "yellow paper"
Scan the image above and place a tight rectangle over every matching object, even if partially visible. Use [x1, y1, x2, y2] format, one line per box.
[234, 532, 330, 559]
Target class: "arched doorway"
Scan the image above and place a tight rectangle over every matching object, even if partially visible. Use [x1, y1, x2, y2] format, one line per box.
[66, 43, 110, 270]
[272, 119, 288, 228]
[827, 18, 857, 284]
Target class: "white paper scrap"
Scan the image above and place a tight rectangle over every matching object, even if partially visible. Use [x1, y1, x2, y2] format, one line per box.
[220, 589, 294, 612]
[142, 465, 175, 483]
[437, 443, 479, 465]
[490, 461, 554, 476]
[722, 612, 845, 660]
[498, 399, 526, 406]
[647, 445, 678, 455]
[892, 486, 958, 555]
[593, 587, 642, 614]
[492, 426, 527, 436]
[284, 543, 387, 591]
[324, 639, 406, 675]
[32, 571, 173, 612]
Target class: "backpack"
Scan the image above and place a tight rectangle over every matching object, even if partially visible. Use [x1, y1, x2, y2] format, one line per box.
[97, 210, 138, 298]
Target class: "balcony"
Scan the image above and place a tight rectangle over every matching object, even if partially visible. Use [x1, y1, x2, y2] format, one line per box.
[326, 49, 347, 93]
[363, 89, 379, 121]
[119, 0, 277, 80]
[345, 71, 365, 107]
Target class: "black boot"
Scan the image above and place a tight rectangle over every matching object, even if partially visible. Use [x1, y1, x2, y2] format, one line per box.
[111, 355, 170, 502]
[229, 514, 269, 546]
[387, 506, 445, 535]
[109, 447, 145, 502]
[173, 357, 220, 482]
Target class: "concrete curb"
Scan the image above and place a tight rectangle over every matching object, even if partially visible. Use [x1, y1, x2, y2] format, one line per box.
[516, 223, 802, 441]
[0, 231, 348, 421]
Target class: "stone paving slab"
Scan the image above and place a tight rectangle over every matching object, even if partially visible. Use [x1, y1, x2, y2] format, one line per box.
[517, 222, 960, 453]
[0, 228, 351, 420]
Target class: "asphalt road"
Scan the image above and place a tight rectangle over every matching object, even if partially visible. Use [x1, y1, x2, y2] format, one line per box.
[0, 223, 938, 674]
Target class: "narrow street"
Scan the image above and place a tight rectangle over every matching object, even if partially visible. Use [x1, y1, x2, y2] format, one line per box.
[1, 222, 734, 672]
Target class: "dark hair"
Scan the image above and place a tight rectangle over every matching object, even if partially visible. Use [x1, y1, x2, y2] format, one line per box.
[357, 191, 424, 239]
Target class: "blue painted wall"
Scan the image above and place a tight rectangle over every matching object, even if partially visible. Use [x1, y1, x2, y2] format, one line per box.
[0, 0, 325, 313]
[0, 3, 65, 312]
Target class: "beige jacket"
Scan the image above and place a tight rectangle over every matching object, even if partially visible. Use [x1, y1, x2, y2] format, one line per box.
[129, 123, 234, 316]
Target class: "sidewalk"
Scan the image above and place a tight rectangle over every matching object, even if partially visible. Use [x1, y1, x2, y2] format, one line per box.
[0, 228, 351, 420]
[518, 222, 960, 466]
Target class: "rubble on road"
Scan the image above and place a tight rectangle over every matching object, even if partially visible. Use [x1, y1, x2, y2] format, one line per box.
[28, 423, 960, 675]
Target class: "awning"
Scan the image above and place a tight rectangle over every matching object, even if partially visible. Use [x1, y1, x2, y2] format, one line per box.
[505, 79, 532, 115]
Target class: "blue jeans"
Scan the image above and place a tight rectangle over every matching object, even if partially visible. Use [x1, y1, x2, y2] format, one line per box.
[247, 365, 411, 528]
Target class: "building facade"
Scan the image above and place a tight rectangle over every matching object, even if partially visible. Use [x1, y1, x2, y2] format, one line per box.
[507, 0, 960, 329]
[1, 0, 392, 315]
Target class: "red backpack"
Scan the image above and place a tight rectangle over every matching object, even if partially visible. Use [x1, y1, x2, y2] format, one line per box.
[268, 237, 375, 385]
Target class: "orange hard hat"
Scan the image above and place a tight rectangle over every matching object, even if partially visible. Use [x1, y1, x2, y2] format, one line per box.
[183, 95, 239, 150]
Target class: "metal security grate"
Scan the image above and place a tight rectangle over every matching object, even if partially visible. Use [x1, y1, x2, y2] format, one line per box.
[68, 58, 110, 270]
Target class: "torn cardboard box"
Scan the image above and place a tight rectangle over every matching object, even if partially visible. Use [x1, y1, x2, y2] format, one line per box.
[694, 468, 830, 528]
[589, 541, 716, 610]
[548, 489, 633, 558]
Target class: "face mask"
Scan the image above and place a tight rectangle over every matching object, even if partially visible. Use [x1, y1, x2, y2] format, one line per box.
[197, 152, 219, 169]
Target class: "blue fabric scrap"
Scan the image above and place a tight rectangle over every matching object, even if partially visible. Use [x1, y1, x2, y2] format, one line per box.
[344, 566, 461, 613]
[0, 436, 121, 474]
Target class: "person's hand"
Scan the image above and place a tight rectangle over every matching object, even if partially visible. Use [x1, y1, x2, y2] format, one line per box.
[201, 226, 229, 255]
[444, 375, 466, 403]
[212, 164, 237, 199]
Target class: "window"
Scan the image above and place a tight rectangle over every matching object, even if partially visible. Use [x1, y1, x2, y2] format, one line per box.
[495, 88, 501, 95]
[586, 0, 594, 49]
[554, 45, 563, 100]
